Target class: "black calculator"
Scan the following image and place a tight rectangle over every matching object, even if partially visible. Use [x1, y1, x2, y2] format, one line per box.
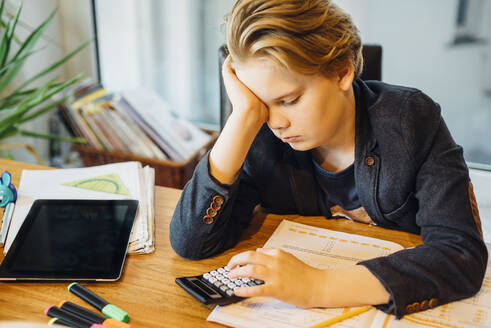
[176, 266, 264, 305]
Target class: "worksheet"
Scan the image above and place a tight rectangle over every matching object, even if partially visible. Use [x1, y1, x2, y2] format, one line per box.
[208, 220, 491, 328]
[207, 219, 403, 328]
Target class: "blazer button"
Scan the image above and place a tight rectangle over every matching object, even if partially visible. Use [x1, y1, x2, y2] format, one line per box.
[213, 195, 225, 205]
[420, 299, 429, 310]
[411, 302, 421, 312]
[202, 215, 214, 224]
[211, 201, 221, 210]
[405, 304, 414, 314]
[206, 207, 218, 217]
[365, 156, 375, 166]
[429, 298, 438, 308]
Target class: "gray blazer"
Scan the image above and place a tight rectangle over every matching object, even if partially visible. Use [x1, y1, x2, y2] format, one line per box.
[170, 79, 487, 318]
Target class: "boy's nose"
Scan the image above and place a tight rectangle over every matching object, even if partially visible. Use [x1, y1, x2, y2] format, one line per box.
[267, 107, 290, 130]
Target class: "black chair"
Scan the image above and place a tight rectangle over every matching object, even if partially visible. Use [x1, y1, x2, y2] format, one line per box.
[219, 44, 382, 130]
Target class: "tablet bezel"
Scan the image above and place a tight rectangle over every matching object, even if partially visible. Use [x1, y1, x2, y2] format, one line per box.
[0, 199, 138, 281]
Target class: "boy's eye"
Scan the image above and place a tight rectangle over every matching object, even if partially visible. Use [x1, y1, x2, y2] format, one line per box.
[282, 95, 301, 106]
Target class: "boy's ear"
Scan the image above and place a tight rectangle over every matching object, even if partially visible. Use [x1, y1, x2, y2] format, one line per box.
[337, 62, 355, 91]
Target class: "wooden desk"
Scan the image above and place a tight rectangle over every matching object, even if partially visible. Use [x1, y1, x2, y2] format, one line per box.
[0, 159, 422, 326]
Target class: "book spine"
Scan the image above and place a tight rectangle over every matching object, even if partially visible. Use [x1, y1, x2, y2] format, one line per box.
[79, 109, 114, 151]
[97, 109, 132, 153]
[104, 109, 153, 158]
[117, 97, 184, 161]
[68, 105, 103, 149]
[113, 103, 168, 160]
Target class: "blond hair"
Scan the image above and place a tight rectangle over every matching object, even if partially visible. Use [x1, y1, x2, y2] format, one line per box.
[226, 0, 363, 77]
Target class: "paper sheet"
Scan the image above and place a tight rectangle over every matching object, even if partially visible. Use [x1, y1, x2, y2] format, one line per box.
[207, 220, 404, 328]
[370, 245, 491, 328]
[4, 161, 154, 254]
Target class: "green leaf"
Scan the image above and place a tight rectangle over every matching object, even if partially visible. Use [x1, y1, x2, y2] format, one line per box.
[26, 73, 83, 109]
[0, 19, 11, 66]
[0, 77, 56, 135]
[0, 1, 22, 67]
[0, 124, 18, 139]
[0, 79, 65, 110]
[19, 129, 86, 143]
[0, 47, 42, 81]
[0, 0, 5, 22]
[18, 96, 67, 123]
[14, 39, 91, 92]
[0, 6, 57, 93]
[0, 72, 82, 131]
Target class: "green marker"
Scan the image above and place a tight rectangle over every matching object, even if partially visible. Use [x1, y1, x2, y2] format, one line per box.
[68, 282, 130, 323]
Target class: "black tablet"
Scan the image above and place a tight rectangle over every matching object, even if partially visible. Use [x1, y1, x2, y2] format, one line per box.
[0, 199, 138, 281]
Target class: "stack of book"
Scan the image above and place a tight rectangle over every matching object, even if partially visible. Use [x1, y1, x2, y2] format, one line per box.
[58, 82, 213, 163]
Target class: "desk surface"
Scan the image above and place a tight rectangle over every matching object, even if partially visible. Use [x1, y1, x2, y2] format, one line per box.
[0, 159, 422, 326]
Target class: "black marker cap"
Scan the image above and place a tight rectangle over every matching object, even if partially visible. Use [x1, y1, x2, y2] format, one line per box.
[45, 306, 94, 328]
[59, 300, 107, 323]
[68, 282, 108, 310]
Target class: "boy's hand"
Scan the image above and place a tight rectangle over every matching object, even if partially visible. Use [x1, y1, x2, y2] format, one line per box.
[227, 248, 325, 308]
[222, 55, 268, 127]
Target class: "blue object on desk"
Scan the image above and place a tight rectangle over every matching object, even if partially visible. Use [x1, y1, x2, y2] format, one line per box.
[0, 171, 17, 247]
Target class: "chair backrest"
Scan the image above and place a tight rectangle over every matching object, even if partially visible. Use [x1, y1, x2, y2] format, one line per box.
[219, 44, 382, 130]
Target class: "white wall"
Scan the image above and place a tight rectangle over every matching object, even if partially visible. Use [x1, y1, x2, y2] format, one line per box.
[336, 0, 491, 164]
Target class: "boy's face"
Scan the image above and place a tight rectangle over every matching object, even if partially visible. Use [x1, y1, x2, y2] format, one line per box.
[235, 58, 355, 151]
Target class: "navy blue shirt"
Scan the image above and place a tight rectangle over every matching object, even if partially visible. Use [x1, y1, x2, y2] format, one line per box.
[312, 159, 361, 216]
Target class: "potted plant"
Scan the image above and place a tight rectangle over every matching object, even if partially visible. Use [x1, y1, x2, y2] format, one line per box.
[0, 0, 88, 163]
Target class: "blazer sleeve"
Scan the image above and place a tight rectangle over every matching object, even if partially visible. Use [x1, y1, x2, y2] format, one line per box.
[359, 91, 488, 319]
[170, 151, 261, 259]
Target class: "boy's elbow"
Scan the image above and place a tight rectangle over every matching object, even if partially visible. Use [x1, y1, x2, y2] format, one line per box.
[169, 224, 202, 260]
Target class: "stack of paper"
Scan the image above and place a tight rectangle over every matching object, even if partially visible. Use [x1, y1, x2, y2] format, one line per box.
[4, 161, 155, 255]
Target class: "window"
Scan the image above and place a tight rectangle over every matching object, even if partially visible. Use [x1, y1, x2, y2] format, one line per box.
[94, 0, 491, 165]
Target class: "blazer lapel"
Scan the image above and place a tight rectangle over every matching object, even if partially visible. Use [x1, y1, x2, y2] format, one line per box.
[285, 148, 319, 215]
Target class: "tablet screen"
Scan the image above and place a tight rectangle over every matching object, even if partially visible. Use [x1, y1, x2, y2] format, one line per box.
[0, 199, 138, 281]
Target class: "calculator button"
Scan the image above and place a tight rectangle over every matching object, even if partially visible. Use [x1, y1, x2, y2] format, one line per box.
[254, 279, 264, 285]
[210, 270, 218, 276]
[241, 278, 250, 283]
[220, 285, 229, 292]
[222, 278, 230, 284]
[227, 282, 237, 289]
[209, 277, 217, 283]
[226, 289, 234, 296]
[214, 281, 223, 287]
[216, 274, 224, 280]
[224, 266, 230, 272]
[203, 273, 211, 279]
[247, 281, 256, 287]
[217, 268, 225, 274]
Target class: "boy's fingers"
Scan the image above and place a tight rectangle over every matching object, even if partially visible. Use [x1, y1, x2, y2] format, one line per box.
[233, 284, 268, 298]
[228, 263, 268, 281]
[227, 250, 271, 269]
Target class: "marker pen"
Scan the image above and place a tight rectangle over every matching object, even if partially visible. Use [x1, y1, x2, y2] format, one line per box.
[48, 317, 70, 326]
[45, 306, 107, 328]
[59, 300, 131, 328]
[68, 282, 130, 323]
